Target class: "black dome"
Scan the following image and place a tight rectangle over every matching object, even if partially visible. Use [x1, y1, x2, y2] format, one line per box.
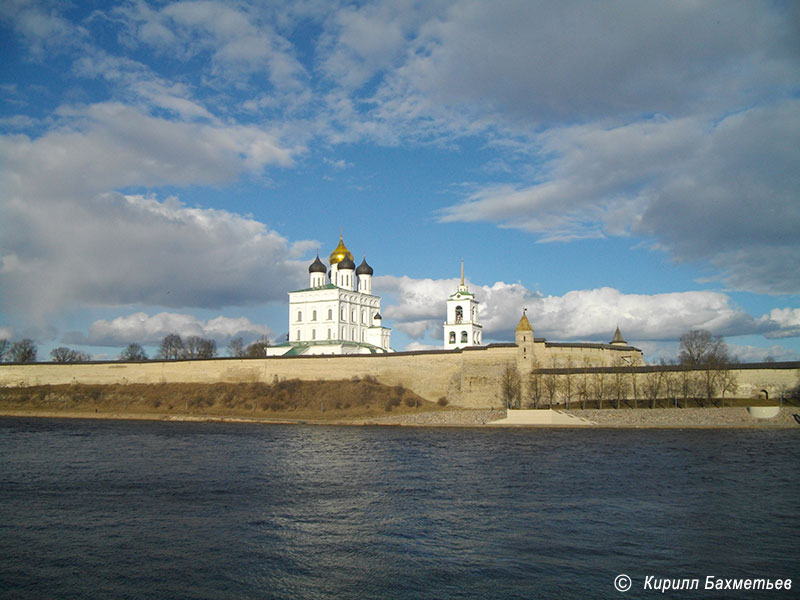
[356, 257, 373, 276]
[338, 255, 355, 270]
[308, 255, 327, 273]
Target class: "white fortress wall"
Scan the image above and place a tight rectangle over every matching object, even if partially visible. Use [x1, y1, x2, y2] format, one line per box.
[1, 351, 797, 408]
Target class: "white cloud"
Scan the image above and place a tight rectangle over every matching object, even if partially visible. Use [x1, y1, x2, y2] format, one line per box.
[439, 102, 800, 293]
[0, 190, 309, 322]
[377, 275, 799, 344]
[727, 343, 800, 364]
[115, 1, 308, 92]
[373, 1, 797, 128]
[64, 312, 273, 347]
[761, 308, 800, 339]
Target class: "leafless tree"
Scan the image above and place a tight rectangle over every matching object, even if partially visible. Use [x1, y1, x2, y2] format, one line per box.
[526, 359, 542, 408]
[500, 363, 521, 409]
[643, 369, 665, 409]
[543, 360, 559, 408]
[228, 337, 246, 358]
[246, 337, 271, 358]
[678, 329, 731, 368]
[157, 334, 185, 360]
[119, 343, 148, 361]
[592, 370, 607, 409]
[50, 347, 90, 363]
[8, 339, 37, 363]
[718, 369, 738, 405]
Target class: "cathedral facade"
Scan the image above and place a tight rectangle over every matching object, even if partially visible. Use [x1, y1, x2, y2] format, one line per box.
[267, 236, 392, 356]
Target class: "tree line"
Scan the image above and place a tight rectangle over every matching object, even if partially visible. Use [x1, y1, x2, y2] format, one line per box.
[0, 335, 272, 363]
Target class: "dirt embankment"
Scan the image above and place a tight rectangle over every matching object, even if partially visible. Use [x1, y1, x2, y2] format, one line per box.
[0, 378, 450, 422]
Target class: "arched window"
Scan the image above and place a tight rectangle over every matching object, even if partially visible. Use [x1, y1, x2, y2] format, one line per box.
[327, 328, 331, 339]
[312, 329, 316, 340]
[312, 310, 317, 321]
[352, 309, 356, 322]
[455, 306, 463, 323]
[362, 310, 366, 324]
[297, 311, 302, 322]
[296, 330, 301, 341]
[449, 331, 456, 344]
[327, 308, 333, 320]
[461, 331, 468, 343]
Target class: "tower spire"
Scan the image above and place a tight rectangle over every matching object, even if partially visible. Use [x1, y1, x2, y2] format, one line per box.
[458, 259, 468, 292]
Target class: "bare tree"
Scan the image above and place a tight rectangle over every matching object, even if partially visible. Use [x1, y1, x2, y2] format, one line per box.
[576, 358, 592, 409]
[50, 347, 90, 363]
[609, 358, 632, 409]
[643, 369, 665, 409]
[718, 369, 738, 406]
[119, 343, 148, 362]
[8, 339, 37, 363]
[197, 338, 217, 359]
[526, 359, 542, 408]
[663, 368, 679, 408]
[543, 371, 559, 408]
[592, 370, 607, 409]
[157, 334, 185, 360]
[228, 337, 246, 358]
[0, 338, 9, 362]
[184, 336, 201, 358]
[500, 363, 521, 409]
[246, 337, 270, 358]
[679, 329, 731, 367]
[560, 359, 575, 410]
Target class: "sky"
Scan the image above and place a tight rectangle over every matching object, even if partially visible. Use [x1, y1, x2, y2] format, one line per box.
[1, 0, 799, 363]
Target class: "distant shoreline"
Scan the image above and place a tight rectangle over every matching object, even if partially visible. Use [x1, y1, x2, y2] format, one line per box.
[1, 407, 797, 429]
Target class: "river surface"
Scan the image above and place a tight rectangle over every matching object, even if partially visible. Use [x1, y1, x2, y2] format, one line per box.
[1, 417, 798, 599]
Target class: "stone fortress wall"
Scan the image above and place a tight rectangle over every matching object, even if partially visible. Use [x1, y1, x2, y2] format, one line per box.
[1, 344, 797, 408]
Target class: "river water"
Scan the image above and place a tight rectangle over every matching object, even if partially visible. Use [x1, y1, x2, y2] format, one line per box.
[1, 417, 797, 599]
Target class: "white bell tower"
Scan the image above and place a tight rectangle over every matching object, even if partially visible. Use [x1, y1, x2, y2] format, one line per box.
[444, 260, 482, 349]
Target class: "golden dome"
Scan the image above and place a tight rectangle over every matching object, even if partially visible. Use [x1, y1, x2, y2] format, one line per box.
[329, 234, 354, 266]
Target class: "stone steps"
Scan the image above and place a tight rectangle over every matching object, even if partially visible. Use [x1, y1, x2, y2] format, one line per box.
[488, 409, 597, 427]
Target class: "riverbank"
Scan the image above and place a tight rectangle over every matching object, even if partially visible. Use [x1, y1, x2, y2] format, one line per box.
[1, 406, 798, 428]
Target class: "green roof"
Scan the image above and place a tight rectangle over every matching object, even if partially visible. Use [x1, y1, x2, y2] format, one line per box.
[290, 283, 338, 293]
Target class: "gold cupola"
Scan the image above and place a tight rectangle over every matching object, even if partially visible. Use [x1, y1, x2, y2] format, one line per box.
[329, 234, 354, 266]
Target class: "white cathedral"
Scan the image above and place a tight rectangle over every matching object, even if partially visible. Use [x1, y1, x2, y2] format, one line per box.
[265, 236, 638, 363]
[266, 235, 393, 356]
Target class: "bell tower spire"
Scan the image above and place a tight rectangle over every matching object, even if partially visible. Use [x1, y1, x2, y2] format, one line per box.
[458, 258, 468, 293]
[444, 259, 482, 349]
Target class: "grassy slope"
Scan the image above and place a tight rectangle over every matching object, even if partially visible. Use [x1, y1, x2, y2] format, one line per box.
[0, 378, 449, 421]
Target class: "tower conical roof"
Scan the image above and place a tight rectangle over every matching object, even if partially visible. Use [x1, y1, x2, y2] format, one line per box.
[611, 326, 626, 345]
[515, 310, 533, 332]
[329, 234, 354, 266]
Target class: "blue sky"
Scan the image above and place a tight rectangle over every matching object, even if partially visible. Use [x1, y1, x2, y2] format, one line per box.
[1, 0, 799, 362]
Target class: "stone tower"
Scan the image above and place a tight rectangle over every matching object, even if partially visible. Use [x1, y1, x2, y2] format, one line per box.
[515, 309, 535, 368]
